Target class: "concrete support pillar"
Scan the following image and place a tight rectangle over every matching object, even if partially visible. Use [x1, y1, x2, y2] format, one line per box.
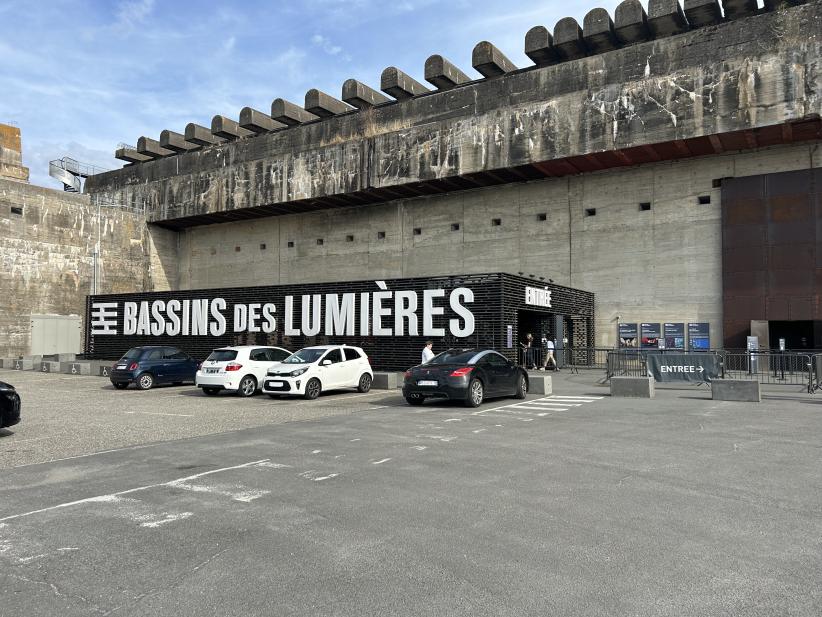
[137, 136, 173, 159]
[239, 107, 286, 134]
[615, 0, 652, 44]
[211, 116, 253, 140]
[115, 147, 151, 163]
[160, 130, 198, 153]
[472, 41, 517, 78]
[304, 89, 354, 118]
[342, 79, 391, 109]
[185, 123, 226, 146]
[583, 9, 619, 53]
[380, 67, 429, 100]
[553, 17, 588, 60]
[648, 0, 689, 36]
[525, 26, 559, 65]
[271, 98, 319, 126]
[424, 55, 471, 90]
[683, 0, 723, 27]
[722, 0, 759, 18]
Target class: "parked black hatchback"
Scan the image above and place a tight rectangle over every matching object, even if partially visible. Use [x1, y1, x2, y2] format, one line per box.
[0, 380, 21, 428]
[109, 346, 200, 390]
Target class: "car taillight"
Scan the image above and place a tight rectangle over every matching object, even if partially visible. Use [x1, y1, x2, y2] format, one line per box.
[450, 367, 473, 377]
[225, 363, 243, 372]
[128, 362, 138, 371]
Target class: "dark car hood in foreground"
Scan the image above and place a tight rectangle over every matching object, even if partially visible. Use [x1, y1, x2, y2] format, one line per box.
[0, 381, 15, 390]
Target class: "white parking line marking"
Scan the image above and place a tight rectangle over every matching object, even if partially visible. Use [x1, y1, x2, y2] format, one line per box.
[472, 429, 487, 434]
[523, 402, 581, 407]
[552, 395, 603, 399]
[124, 411, 195, 417]
[443, 418, 461, 423]
[0, 459, 270, 523]
[372, 458, 391, 465]
[254, 462, 292, 469]
[140, 512, 194, 528]
[410, 446, 427, 451]
[511, 405, 568, 412]
[312, 450, 322, 454]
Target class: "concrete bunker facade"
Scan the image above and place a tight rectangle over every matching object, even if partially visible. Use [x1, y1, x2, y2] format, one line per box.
[66, 1, 822, 355]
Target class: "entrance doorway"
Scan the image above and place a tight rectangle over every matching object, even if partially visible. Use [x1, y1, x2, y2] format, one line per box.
[768, 321, 822, 350]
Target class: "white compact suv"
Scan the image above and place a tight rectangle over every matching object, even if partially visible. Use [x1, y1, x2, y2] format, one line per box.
[261, 345, 373, 400]
[196, 346, 292, 397]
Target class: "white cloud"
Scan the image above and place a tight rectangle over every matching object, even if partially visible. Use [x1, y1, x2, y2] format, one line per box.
[113, 0, 155, 30]
[311, 34, 342, 56]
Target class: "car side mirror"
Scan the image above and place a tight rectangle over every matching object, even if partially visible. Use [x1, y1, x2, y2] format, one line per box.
[321, 359, 332, 366]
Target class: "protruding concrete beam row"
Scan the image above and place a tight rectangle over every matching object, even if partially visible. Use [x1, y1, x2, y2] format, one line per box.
[160, 130, 198, 153]
[683, 0, 722, 27]
[342, 79, 391, 109]
[472, 41, 517, 78]
[723, 0, 759, 19]
[554, 17, 587, 60]
[615, 0, 651, 43]
[381, 67, 429, 100]
[305, 89, 354, 118]
[137, 136, 173, 159]
[583, 9, 618, 53]
[424, 54, 470, 90]
[240, 107, 286, 133]
[525, 26, 559, 65]
[212, 116, 253, 141]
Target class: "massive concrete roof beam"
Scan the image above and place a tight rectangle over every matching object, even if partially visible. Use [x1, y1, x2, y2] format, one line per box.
[305, 89, 354, 118]
[160, 130, 198, 153]
[271, 98, 319, 126]
[115, 147, 151, 164]
[239, 107, 286, 134]
[683, 0, 723, 27]
[380, 67, 429, 100]
[472, 41, 517, 78]
[553, 18, 588, 60]
[648, 0, 689, 36]
[723, 0, 758, 19]
[424, 55, 471, 90]
[525, 26, 559, 66]
[583, 9, 619, 54]
[137, 136, 173, 159]
[763, 0, 803, 9]
[211, 116, 253, 141]
[185, 123, 226, 147]
[342, 79, 391, 109]
[615, 0, 651, 44]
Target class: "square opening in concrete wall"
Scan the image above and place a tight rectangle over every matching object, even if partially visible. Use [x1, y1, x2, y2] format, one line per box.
[317, 238, 324, 246]
[260, 243, 267, 250]
[537, 213, 547, 221]
[585, 208, 597, 217]
[377, 231, 386, 239]
[698, 195, 711, 205]
[11, 206, 23, 215]
[287, 241, 295, 248]
[451, 223, 460, 231]
[413, 227, 422, 236]
[640, 202, 651, 211]
[491, 218, 501, 226]
[346, 235, 354, 242]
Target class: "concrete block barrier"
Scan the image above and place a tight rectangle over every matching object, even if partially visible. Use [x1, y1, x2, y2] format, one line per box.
[529, 375, 552, 395]
[90, 360, 115, 378]
[38, 361, 61, 373]
[711, 379, 761, 403]
[610, 376, 655, 398]
[372, 372, 397, 390]
[64, 361, 92, 376]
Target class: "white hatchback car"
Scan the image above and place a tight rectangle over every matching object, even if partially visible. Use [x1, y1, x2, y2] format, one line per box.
[196, 346, 292, 397]
[261, 345, 373, 400]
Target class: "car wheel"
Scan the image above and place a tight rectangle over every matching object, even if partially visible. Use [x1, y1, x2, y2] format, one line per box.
[357, 373, 372, 393]
[404, 393, 425, 406]
[514, 374, 527, 399]
[202, 387, 220, 396]
[136, 373, 155, 390]
[304, 378, 321, 400]
[465, 378, 484, 408]
[113, 382, 129, 390]
[238, 375, 257, 397]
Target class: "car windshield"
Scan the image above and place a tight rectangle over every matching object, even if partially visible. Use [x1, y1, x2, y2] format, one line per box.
[283, 348, 327, 364]
[121, 348, 142, 360]
[206, 350, 238, 362]
[427, 350, 477, 365]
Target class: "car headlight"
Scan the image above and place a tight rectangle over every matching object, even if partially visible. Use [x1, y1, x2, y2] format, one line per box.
[290, 368, 308, 377]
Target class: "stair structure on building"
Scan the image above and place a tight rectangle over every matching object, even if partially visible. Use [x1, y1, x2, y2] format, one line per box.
[48, 156, 108, 193]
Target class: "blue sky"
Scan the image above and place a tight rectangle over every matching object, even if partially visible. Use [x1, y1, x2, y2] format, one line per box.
[0, 0, 633, 188]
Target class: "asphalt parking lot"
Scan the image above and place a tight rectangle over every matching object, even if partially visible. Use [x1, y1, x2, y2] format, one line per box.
[1, 369, 821, 616]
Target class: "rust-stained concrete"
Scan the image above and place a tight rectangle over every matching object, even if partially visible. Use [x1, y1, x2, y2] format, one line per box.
[0, 124, 30, 183]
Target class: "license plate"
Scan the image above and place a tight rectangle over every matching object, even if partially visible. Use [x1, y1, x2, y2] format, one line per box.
[205, 368, 220, 374]
[268, 380, 284, 387]
[116, 364, 126, 369]
[417, 380, 438, 386]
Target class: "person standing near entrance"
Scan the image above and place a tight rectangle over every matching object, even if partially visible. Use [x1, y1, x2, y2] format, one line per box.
[542, 335, 559, 371]
[421, 341, 435, 364]
[521, 333, 536, 369]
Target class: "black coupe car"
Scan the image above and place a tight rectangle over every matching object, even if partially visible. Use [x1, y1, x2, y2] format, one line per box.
[0, 380, 21, 428]
[403, 349, 528, 407]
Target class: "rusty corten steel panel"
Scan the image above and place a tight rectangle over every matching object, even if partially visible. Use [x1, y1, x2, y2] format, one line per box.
[722, 168, 821, 348]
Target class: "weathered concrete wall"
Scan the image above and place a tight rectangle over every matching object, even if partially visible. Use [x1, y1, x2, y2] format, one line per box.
[174, 142, 822, 347]
[0, 180, 158, 356]
[86, 3, 822, 223]
[0, 124, 29, 183]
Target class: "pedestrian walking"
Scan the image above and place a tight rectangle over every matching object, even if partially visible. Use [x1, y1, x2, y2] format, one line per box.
[542, 335, 560, 371]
